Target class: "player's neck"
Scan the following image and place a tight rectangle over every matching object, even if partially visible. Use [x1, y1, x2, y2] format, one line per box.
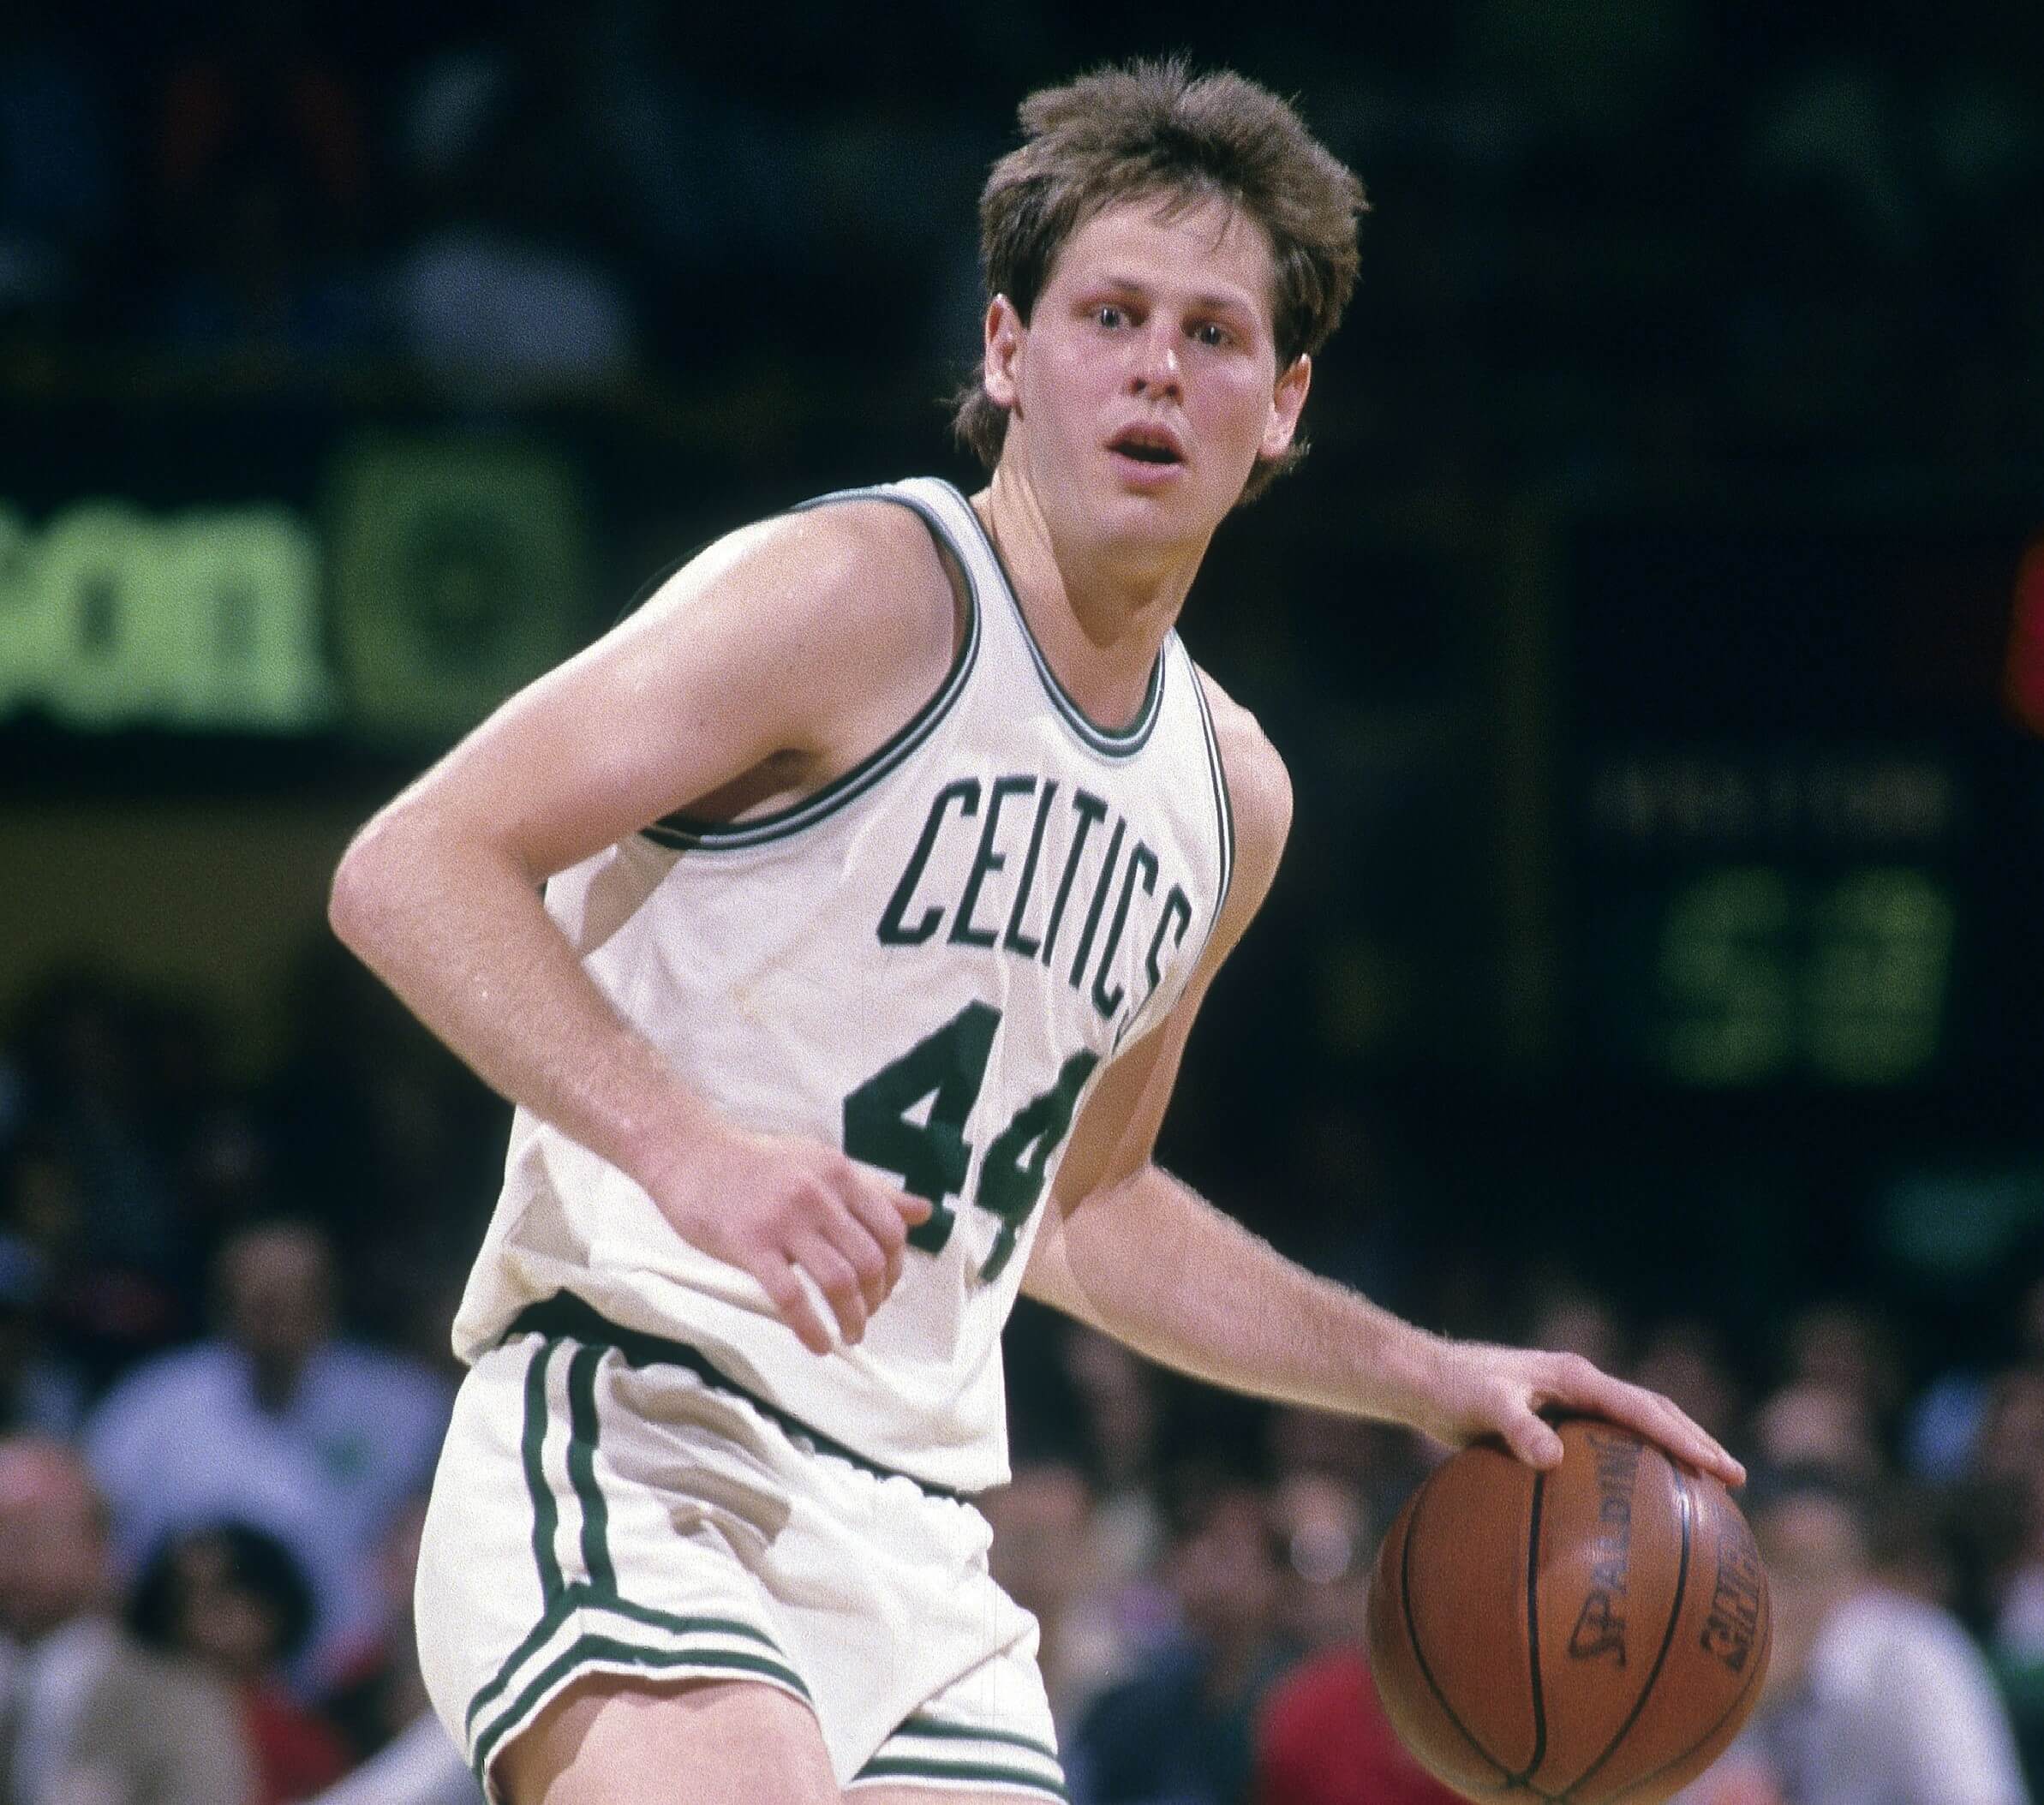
[976, 472, 1204, 732]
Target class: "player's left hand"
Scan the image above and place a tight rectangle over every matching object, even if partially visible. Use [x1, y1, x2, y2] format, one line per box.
[1413, 1340, 1746, 1489]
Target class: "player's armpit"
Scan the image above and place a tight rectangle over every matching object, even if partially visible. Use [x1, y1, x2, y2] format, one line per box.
[1016, 1192, 1097, 1323]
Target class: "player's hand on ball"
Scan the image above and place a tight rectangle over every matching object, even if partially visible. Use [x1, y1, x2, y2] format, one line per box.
[1416, 1340, 1746, 1489]
[647, 1124, 929, 1354]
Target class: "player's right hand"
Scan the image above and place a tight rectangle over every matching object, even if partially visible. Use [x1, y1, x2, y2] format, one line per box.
[646, 1125, 930, 1354]
[1408, 1339, 1746, 1490]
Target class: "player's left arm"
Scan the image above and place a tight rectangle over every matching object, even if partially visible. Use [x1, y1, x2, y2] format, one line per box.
[1024, 673, 1743, 1486]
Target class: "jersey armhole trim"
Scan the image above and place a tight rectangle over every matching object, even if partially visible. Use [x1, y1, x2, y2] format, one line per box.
[1188, 660, 1236, 945]
[933, 478, 1166, 758]
[640, 486, 983, 852]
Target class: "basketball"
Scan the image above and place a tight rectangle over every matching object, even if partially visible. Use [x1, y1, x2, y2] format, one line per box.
[1365, 1418, 1771, 1804]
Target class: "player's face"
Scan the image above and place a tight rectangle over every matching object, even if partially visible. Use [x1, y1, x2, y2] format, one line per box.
[985, 195, 1310, 547]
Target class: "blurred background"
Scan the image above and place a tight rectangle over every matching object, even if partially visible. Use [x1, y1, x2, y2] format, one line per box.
[0, 3, 2040, 1802]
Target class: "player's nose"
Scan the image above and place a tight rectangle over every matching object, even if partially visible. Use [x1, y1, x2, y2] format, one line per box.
[1128, 323, 1182, 396]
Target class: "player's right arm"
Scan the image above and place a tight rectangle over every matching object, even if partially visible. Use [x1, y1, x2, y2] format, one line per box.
[1024, 673, 1744, 1487]
[327, 502, 948, 1354]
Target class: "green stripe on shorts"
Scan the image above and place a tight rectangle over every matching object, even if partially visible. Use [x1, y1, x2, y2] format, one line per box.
[565, 1343, 615, 1593]
[463, 1587, 793, 1738]
[892, 1712, 1061, 1762]
[522, 1340, 565, 1603]
[471, 1329, 818, 1795]
[853, 1755, 1069, 1799]
[471, 1632, 812, 1790]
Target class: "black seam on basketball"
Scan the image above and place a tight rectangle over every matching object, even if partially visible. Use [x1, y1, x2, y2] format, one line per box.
[1563, 1458, 1694, 1799]
[1602, 1526, 1769, 1805]
[1398, 1485, 1515, 1784]
[1509, 1469, 1550, 1786]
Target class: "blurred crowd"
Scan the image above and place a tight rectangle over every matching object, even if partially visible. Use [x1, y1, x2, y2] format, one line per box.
[1, 0, 2041, 481]
[991, 1283, 2044, 1805]
[0, 956, 492, 1804]
[0, 953, 2038, 1803]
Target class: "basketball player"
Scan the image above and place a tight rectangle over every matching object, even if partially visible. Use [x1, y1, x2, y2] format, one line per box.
[330, 60, 1744, 1805]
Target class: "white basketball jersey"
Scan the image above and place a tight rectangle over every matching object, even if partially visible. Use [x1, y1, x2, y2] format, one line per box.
[449, 477, 1234, 1491]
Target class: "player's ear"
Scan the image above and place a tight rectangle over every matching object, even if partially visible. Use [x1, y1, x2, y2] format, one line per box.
[983, 296, 1025, 410]
[1261, 354, 1312, 461]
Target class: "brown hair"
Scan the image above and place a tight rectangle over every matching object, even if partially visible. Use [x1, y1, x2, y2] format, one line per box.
[953, 59, 1367, 501]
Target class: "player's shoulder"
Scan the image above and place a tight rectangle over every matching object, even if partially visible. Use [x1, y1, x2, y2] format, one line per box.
[719, 490, 956, 617]
[689, 489, 958, 644]
[1191, 662, 1294, 867]
[746, 488, 949, 573]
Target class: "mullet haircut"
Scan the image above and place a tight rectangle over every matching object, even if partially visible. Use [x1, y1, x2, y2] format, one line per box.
[953, 58, 1367, 501]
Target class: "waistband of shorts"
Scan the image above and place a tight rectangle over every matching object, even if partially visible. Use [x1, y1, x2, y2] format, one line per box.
[501, 1291, 971, 1503]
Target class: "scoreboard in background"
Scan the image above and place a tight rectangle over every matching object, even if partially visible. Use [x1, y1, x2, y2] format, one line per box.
[1580, 748, 1959, 1086]
[1556, 502, 2042, 1092]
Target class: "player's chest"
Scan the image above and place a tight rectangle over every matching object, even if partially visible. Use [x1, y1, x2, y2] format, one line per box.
[864, 759, 1218, 1055]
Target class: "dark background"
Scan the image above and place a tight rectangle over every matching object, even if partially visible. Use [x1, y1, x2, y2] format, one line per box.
[3, 0, 2041, 1453]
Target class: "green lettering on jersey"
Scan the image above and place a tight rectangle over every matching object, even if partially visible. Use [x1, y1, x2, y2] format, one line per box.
[1039, 790, 1108, 969]
[1145, 885, 1193, 996]
[1091, 840, 1158, 1019]
[1002, 780, 1061, 959]
[877, 780, 979, 946]
[1067, 818, 1127, 989]
[975, 1049, 1100, 1282]
[842, 1000, 999, 1252]
[950, 774, 1036, 949]
[842, 1007, 1100, 1277]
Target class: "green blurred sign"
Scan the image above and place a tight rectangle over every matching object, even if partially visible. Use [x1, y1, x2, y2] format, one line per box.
[0, 434, 587, 747]
[0, 501, 330, 730]
[327, 436, 586, 746]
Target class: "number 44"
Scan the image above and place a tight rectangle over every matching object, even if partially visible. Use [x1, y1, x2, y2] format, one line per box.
[842, 1002, 1099, 1282]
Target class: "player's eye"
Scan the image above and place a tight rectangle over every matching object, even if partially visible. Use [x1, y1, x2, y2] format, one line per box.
[1095, 304, 1127, 330]
[1193, 321, 1232, 349]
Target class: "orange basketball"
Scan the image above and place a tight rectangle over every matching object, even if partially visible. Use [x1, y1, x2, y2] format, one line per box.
[1365, 1418, 1771, 1804]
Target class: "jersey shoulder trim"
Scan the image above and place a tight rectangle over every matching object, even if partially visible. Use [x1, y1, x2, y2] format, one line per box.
[642, 484, 982, 852]
[931, 480, 1166, 759]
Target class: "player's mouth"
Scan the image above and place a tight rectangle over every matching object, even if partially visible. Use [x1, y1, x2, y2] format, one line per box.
[1106, 424, 1187, 483]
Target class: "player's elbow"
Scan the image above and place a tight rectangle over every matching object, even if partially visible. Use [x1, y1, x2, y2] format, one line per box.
[327, 808, 418, 965]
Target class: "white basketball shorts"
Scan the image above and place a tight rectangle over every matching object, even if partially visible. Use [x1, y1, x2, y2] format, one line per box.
[414, 1299, 1066, 1802]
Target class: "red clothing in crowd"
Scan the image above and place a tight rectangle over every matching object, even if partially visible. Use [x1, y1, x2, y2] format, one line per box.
[242, 1682, 351, 1805]
[1254, 1647, 1467, 1805]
